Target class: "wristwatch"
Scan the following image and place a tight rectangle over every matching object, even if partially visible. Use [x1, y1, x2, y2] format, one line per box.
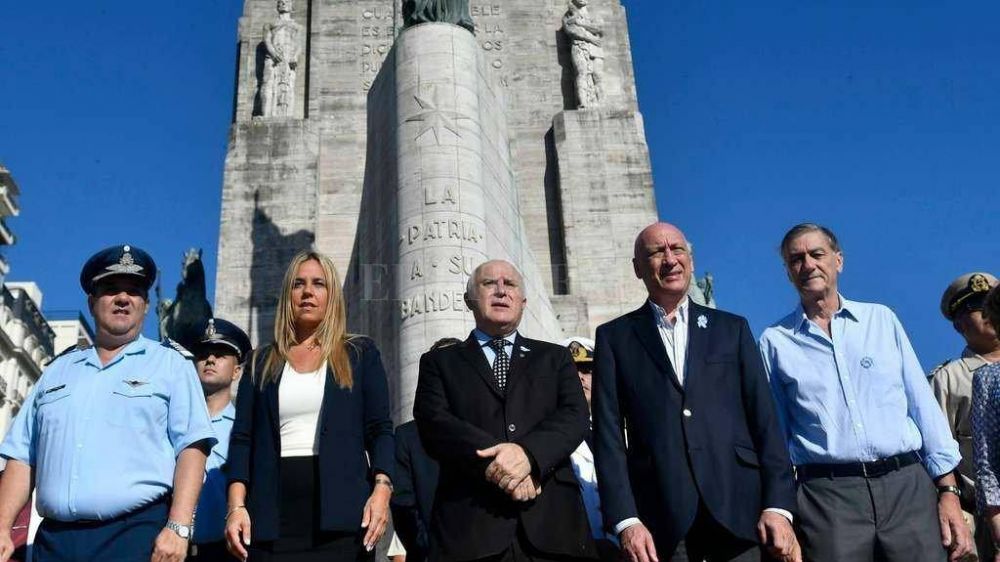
[165, 520, 194, 540]
[936, 485, 962, 498]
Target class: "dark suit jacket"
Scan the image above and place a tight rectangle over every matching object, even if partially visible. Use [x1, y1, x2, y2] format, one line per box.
[227, 337, 395, 542]
[391, 420, 440, 562]
[592, 302, 795, 555]
[413, 333, 598, 562]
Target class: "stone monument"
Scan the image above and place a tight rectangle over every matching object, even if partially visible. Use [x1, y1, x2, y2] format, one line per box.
[563, 0, 605, 108]
[258, 0, 303, 118]
[216, 0, 660, 421]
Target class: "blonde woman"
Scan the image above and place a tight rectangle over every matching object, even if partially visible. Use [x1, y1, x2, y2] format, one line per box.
[225, 251, 394, 562]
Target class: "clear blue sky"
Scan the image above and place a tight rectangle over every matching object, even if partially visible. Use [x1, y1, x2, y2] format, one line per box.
[1, 1, 997, 369]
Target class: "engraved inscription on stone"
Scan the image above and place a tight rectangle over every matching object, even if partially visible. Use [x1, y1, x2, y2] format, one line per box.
[260, 0, 303, 117]
[563, 0, 605, 108]
[471, 3, 508, 86]
[361, 5, 396, 91]
[399, 220, 485, 247]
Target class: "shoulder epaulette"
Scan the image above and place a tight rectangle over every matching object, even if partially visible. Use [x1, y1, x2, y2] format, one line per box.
[162, 338, 194, 360]
[47, 341, 92, 365]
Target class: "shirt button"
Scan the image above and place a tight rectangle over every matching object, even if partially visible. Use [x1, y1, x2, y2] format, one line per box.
[683, 409, 692, 417]
[508, 424, 516, 432]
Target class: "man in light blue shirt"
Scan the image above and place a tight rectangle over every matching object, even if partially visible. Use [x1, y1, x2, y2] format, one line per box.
[759, 224, 972, 562]
[189, 317, 251, 562]
[0, 244, 216, 562]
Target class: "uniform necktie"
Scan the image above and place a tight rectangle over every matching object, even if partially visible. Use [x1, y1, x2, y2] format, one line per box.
[489, 338, 510, 393]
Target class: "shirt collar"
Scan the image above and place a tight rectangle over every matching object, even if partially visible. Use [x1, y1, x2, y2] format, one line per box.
[649, 297, 689, 328]
[473, 328, 517, 347]
[793, 293, 857, 332]
[212, 402, 236, 423]
[78, 335, 150, 369]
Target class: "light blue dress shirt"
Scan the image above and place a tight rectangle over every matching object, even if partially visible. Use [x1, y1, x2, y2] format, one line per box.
[759, 296, 960, 478]
[0, 336, 217, 521]
[472, 329, 517, 368]
[195, 402, 235, 544]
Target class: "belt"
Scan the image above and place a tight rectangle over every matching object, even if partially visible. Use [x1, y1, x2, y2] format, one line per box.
[795, 451, 921, 481]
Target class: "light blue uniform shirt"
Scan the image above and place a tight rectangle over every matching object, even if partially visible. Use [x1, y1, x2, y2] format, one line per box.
[195, 402, 235, 544]
[472, 329, 517, 367]
[759, 296, 960, 478]
[0, 335, 217, 521]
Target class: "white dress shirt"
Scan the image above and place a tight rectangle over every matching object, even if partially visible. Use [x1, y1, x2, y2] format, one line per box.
[650, 298, 689, 384]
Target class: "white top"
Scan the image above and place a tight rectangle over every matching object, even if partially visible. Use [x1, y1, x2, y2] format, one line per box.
[650, 298, 689, 384]
[279, 361, 326, 457]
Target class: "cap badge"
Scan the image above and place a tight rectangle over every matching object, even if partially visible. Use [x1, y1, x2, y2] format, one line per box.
[971, 274, 991, 294]
[105, 247, 143, 276]
[205, 319, 217, 339]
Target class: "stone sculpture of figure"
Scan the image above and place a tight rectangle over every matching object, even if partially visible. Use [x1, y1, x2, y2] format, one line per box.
[403, 0, 475, 33]
[563, 0, 605, 108]
[260, 0, 303, 117]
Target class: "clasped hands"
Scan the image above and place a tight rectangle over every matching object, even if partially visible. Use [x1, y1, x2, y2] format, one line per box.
[477, 443, 541, 502]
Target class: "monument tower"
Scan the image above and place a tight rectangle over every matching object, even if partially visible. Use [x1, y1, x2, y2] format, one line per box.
[215, 0, 658, 421]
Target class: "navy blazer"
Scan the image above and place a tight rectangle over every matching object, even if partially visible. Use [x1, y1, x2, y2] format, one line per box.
[227, 337, 395, 541]
[592, 302, 795, 555]
[390, 420, 439, 562]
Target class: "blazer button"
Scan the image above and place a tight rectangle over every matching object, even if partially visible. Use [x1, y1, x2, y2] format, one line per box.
[508, 423, 516, 432]
[682, 408, 692, 418]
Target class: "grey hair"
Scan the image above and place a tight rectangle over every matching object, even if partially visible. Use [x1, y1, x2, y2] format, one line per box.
[779, 223, 841, 261]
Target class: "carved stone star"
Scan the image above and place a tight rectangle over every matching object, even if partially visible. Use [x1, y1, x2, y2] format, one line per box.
[405, 87, 471, 145]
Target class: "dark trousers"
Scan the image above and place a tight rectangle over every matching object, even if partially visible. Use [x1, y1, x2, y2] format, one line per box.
[190, 540, 238, 562]
[248, 457, 373, 562]
[670, 504, 760, 562]
[33, 496, 168, 562]
[796, 462, 947, 562]
[474, 524, 594, 562]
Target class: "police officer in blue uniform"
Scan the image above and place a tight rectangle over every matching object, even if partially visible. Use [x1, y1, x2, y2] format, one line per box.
[189, 318, 251, 562]
[0, 244, 217, 562]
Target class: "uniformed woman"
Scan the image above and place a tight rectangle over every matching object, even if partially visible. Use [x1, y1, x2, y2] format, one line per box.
[224, 250, 394, 562]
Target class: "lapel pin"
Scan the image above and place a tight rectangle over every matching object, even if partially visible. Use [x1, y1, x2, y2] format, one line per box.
[520, 346, 530, 352]
[697, 315, 708, 329]
[124, 379, 149, 388]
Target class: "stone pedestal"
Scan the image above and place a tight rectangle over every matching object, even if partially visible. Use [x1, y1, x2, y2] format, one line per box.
[348, 23, 563, 423]
[551, 108, 657, 332]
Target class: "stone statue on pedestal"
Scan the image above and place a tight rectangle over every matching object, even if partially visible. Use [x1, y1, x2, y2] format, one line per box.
[259, 0, 302, 118]
[157, 249, 213, 351]
[403, 0, 475, 32]
[563, 0, 605, 108]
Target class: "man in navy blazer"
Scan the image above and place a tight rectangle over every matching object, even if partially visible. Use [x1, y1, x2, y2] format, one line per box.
[592, 222, 799, 562]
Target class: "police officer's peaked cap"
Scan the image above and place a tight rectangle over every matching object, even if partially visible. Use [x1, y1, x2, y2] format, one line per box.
[193, 318, 252, 363]
[79, 244, 157, 294]
[941, 272, 999, 320]
[560, 336, 595, 364]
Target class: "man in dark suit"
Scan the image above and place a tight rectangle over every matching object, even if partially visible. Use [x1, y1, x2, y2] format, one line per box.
[392, 338, 460, 562]
[592, 222, 799, 562]
[414, 260, 597, 562]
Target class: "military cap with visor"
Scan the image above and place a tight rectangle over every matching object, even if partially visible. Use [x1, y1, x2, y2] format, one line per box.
[193, 317, 252, 363]
[560, 337, 595, 364]
[941, 272, 999, 320]
[79, 244, 157, 295]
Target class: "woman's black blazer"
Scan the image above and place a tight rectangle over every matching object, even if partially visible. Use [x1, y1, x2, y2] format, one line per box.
[227, 336, 395, 541]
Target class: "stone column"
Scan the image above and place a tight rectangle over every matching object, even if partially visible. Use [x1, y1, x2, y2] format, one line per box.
[351, 23, 563, 422]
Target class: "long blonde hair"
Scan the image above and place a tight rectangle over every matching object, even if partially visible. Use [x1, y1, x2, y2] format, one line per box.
[257, 250, 355, 389]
